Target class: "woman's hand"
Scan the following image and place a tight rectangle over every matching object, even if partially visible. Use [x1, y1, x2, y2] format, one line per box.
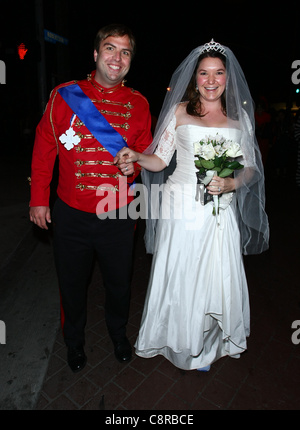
[207, 176, 236, 195]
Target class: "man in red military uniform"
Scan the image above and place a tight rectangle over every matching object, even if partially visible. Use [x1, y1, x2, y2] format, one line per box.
[29, 24, 152, 372]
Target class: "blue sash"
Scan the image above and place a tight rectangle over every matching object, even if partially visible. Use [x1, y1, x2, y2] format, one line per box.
[58, 83, 127, 156]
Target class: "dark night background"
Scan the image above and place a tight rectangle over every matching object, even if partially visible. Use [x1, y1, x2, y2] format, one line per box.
[0, 0, 299, 154]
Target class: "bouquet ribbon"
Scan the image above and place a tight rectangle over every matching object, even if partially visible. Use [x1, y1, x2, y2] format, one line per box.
[195, 170, 220, 225]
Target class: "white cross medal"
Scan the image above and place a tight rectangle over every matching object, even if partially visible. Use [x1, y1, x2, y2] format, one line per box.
[59, 114, 81, 150]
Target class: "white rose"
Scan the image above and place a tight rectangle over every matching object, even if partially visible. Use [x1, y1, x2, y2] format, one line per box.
[214, 144, 227, 156]
[225, 142, 243, 158]
[213, 134, 226, 144]
[200, 143, 216, 160]
[193, 141, 202, 155]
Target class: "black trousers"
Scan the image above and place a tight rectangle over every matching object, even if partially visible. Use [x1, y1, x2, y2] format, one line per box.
[52, 198, 136, 348]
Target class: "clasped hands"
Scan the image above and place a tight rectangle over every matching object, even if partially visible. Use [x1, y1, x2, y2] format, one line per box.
[113, 147, 138, 176]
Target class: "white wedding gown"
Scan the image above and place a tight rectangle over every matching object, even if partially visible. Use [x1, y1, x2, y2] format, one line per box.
[135, 124, 250, 370]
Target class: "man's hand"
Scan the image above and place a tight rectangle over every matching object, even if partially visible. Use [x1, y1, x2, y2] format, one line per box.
[29, 206, 51, 230]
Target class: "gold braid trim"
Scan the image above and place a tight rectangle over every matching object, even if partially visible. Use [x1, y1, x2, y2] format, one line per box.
[75, 171, 121, 179]
[76, 184, 119, 192]
[74, 160, 114, 166]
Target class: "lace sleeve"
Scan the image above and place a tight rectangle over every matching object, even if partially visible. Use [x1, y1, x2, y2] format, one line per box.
[154, 114, 176, 166]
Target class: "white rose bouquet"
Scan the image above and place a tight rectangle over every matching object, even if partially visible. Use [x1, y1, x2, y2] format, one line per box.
[194, 134, 244, 218]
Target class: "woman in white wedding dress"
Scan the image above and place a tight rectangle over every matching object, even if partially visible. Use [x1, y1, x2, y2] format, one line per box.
[114, 41, 269, 370]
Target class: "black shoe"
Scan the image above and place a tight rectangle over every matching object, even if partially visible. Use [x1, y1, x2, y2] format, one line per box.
[114, 338, 132, 363]
[67, 346, 87, 373]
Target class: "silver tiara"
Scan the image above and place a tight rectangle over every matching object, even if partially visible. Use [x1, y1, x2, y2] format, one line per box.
[200, 39, 226, 55]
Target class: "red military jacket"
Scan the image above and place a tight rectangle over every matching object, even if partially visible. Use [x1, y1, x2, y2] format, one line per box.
[30, 71, 152, 214]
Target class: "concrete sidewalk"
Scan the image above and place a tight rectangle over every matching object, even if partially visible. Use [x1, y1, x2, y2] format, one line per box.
[0, 227, 60, 409]
[0, 154, 60, 410]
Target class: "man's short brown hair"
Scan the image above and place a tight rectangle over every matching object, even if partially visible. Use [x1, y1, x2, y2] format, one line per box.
[94, 24, 136, 57]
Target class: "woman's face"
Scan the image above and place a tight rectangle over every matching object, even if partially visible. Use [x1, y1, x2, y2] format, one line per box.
[196, 57, 226, 103]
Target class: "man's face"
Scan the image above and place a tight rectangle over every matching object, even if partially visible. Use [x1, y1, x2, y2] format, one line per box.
[93, 35, 133, 88]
